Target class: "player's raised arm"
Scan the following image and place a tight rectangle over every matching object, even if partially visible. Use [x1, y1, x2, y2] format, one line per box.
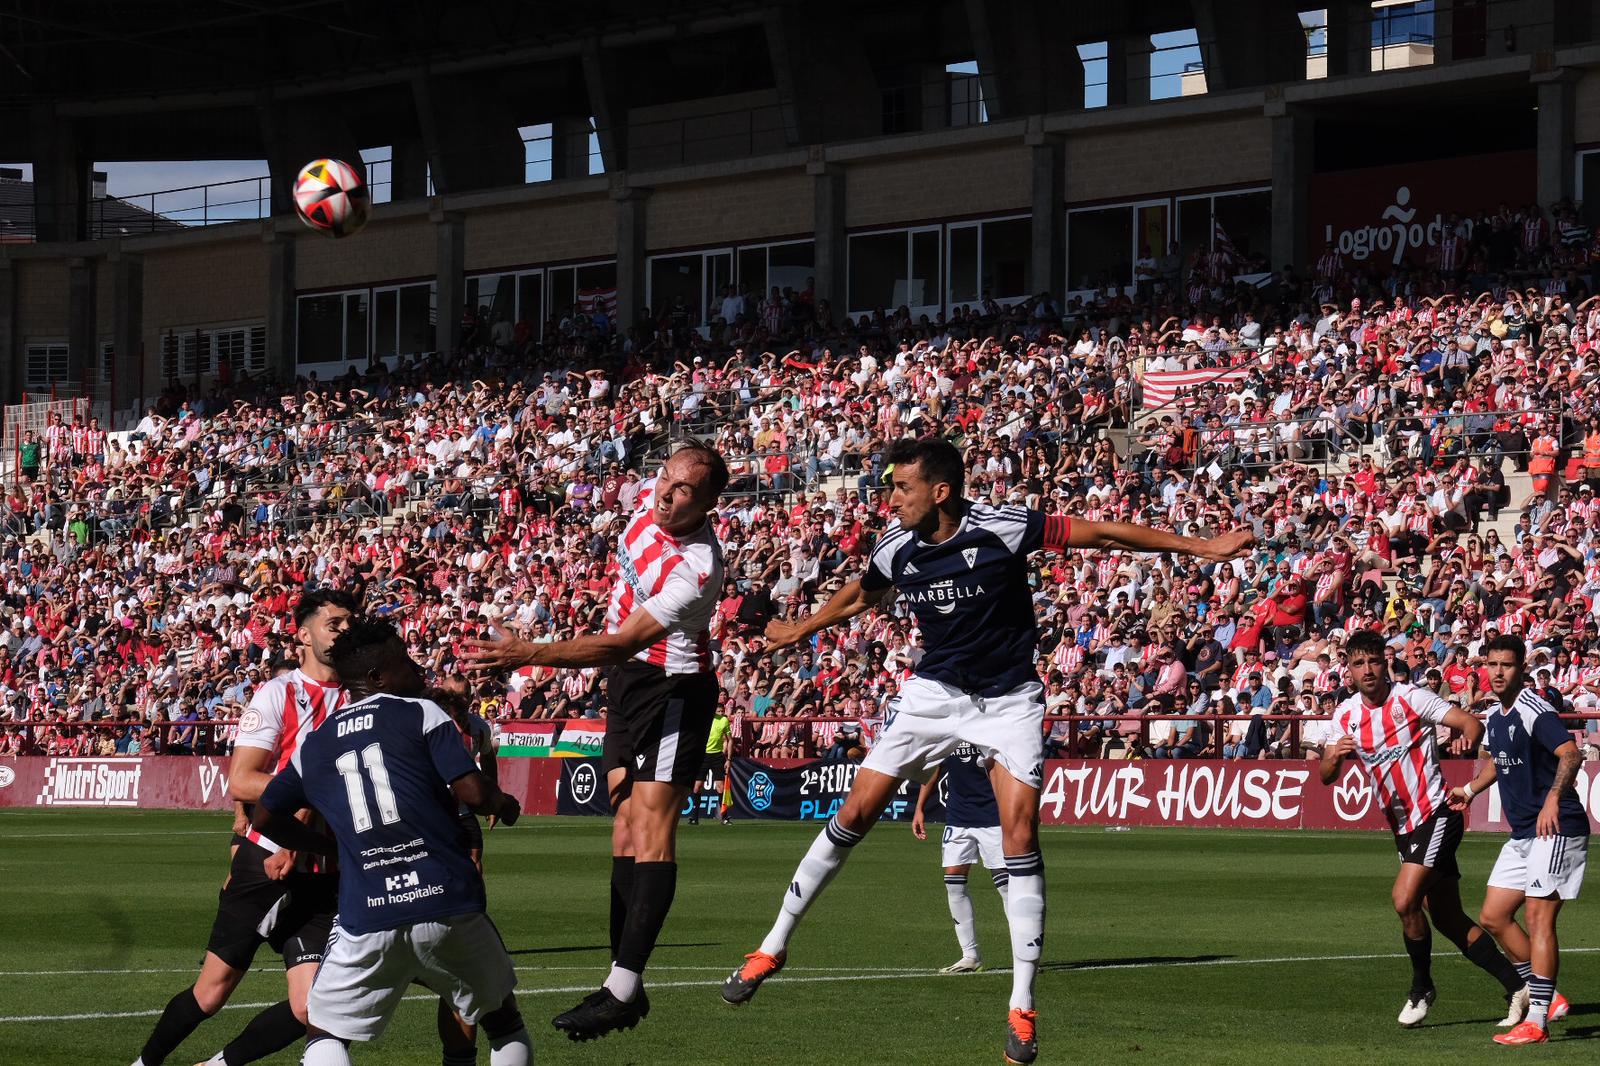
[1063, 518, 1255, 562]
[462, 601, 673, 672]
[763, 578, 895, 652]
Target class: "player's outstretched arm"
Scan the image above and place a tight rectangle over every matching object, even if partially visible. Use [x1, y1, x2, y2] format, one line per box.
[1439, 705, 1485, 753]
[1448, 760, 1498, 811]
[451, 770, 521, 826]
[1066, 520, 1255, 562]
[764, 579, 894, 652]
[461, 607, 672, 673]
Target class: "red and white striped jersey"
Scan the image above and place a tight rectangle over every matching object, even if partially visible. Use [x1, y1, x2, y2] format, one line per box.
[1330, 682, 1452, 835]
[233, 668, 349, 852]
[604, 477, 724, 675]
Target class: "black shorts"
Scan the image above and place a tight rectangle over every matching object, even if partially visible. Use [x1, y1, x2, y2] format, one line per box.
[459, 811, 484, 853]
[699, 752, 726, 777]
[1395, 808, 1463, 879]
[602, 661, 719, 788]
[205, 842, 335, 970]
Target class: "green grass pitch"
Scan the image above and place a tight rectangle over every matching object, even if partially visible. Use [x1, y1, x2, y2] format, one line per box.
[0, 810, 1595, 1064]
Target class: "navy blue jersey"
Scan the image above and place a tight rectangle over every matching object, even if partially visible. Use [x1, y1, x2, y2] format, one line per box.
[259, 693, 484, 934]
[862, 504, 1059, 696]
[942, 743, 998, 828]
[1485, 689, 1588, 840]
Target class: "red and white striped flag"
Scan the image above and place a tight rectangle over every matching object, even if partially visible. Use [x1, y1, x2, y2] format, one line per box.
[577, 288, 618, 316]
[1213, 219, 1237, 267]
[1141, 366, 1251, 410]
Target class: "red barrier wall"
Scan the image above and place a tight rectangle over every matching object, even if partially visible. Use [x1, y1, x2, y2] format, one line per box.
[4, 757, 1597, 833]
[0, 756, 567, 815]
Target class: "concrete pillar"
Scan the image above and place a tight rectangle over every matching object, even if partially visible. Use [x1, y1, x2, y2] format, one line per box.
[1106, 36, 1153, 106]
[433, 211, 465, 354]
[612, 181, 649, 332]
[67, 258, 96, 385]
[549, 117, 594, 181]
[1537, 71, 1578, 210]
[811, 159, 847, 322]
[1192, 0, 1308, 92]
[582, 40, 629, 172]
[109, 250, 144, 416]
[1324, 0, 1371, 78]
[1270, 109, 1312, 273]
[1028, 131, 1066, 300]
[964, 0, 1083, 116]
[391, 137, 430, 200]
[257, 96, 364, 217]
[765, 4, 882, 143]
[0, 256, 16, 404]
[410, 75, 523, 195]
[916, 63, 951, 132]
[264, 230, 296, 380]
[31, 103, 88, 243]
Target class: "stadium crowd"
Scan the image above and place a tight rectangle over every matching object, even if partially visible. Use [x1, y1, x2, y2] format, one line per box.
[3, 197, 1600, 765]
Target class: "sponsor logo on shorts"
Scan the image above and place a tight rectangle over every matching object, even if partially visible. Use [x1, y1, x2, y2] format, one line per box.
[34, 758, 142, 807]
[747, 771, 775, 812]
[1332, 764, 1373, 821]
[570, 762, 599, 805]
[0, 766, 14, 788]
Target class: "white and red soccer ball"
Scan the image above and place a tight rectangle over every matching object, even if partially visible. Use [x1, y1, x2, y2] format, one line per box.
[292, 158, 371, 238]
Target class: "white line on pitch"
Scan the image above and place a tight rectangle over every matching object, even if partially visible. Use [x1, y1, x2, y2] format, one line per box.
[7, 948, 1600, 1024]
[0, 964, 931, 978]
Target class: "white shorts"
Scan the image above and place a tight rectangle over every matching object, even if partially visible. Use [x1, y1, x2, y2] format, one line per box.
[308, 912, 517, 1042]
[1487, 835, 1588, 901]
[863, 676, 1045, 789]
[941, 824, 1004, 870]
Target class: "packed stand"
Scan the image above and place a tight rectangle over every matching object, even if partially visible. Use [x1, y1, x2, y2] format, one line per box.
[3, 199, 1600, 765]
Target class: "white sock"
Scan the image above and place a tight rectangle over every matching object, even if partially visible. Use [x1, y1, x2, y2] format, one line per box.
[603, 964, 642, 1003]
[759, 815, 862, 957]
[1527, 973, 1555, 1028]
[302, 1036, 353, 1066]
[488, 1027, 532, 1066]
[203, 1054, 227, 1066]
[991, 869, 1011, 914]
[1003, 851, 1045, 1011]
[945, 874, 980, 961]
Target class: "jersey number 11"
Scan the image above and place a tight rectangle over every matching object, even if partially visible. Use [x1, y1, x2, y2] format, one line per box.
[336, 743, 402, 832]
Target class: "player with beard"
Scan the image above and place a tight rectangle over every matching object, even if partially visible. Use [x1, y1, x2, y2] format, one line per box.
[133, 590, 356, 1066]
[1321, 628, 1525, 1028]
[721, 437, 1252, 1064]
[1448, 634, 1583, 1044]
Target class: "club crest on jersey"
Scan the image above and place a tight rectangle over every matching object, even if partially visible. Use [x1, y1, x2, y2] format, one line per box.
[1390, 704, 1406, 728]
[962, 547, 979, 569]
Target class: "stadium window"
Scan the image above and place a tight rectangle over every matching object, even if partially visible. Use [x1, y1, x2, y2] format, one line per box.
[343, 291, 369, 363]
[847, 226, 941, 321]
[737, 240, 815, 300]
[945, 61, 987, 126]
[360, 147, 392, 205]
[1067, 200, 1167, 291]
[547, 261, 618, 321]
[1175, 188, 1271, 273]
[465, 274, 516, 326]
[295, 290, 367, 365]
[373, 282, 437, 358]
[947, 215, 1032, 309]
[1151, 29, 1204, 100]
[22, 343, 68, 390]
[1372, 1, 1433, 47]
[1301, 10, 1328, 79]
[1079, 42, 1109, 109]
[647, 250, 734, 326]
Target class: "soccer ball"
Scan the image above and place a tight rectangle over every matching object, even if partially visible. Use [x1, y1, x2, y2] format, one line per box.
[292, 158, 371, 238]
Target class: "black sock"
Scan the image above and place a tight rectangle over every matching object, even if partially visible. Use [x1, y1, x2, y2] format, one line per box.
[1403, 929, 1433, 993]
[1464, 930, 1524, 996]
[219, 999, 303, 1065]
[140, 987, 212, 1065]
[610, 856, 636, 961]
[615, 861, 678, 975]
